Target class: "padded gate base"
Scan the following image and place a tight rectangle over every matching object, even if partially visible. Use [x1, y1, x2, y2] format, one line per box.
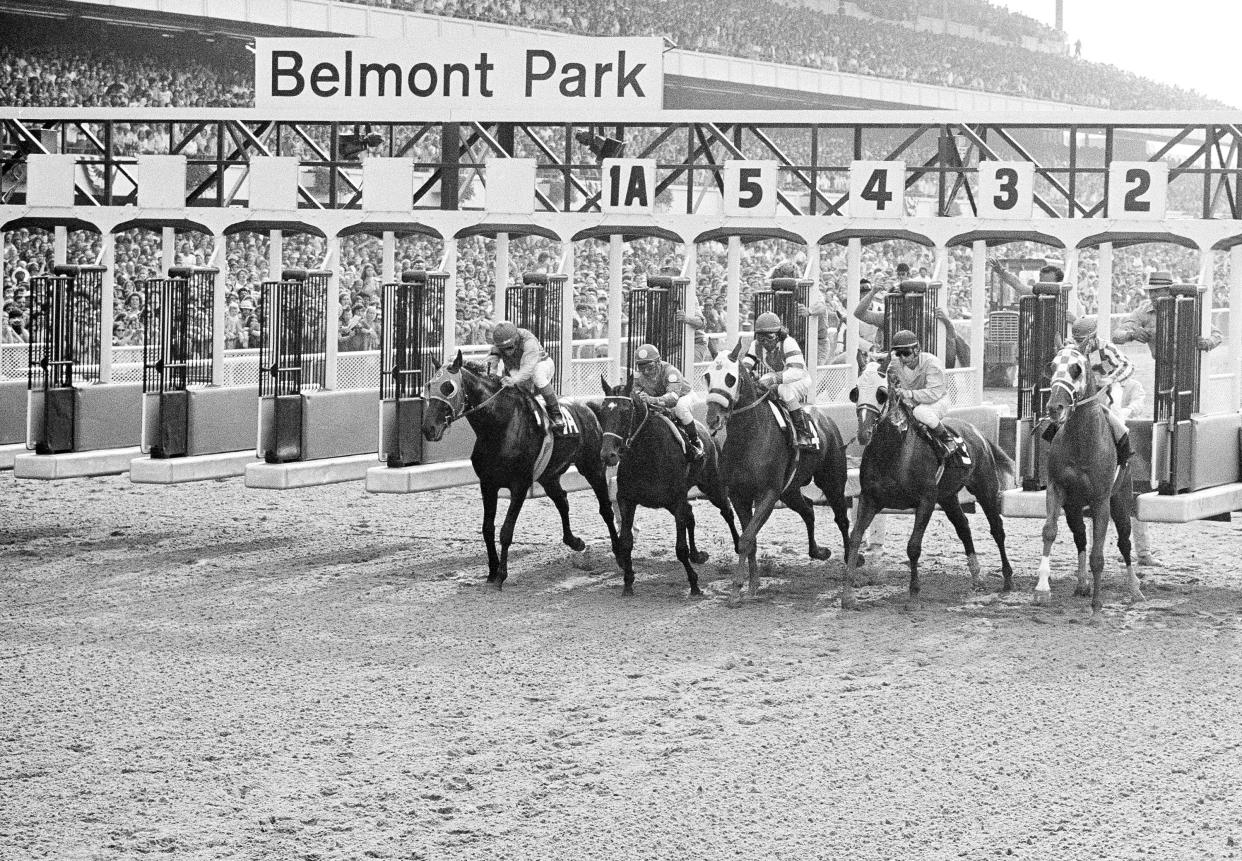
[1137, 484, 1242, 523]
[13, 446, 141, 480]
[0, 442, 26, 470]
[245, 454, 375, 490]
[130, 451, 258, 484]
[1001, 488, 1049, 518]
[366, 461, 593, 497]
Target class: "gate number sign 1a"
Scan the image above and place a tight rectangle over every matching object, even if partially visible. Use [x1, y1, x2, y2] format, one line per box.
[1107, 162, 1168, 220]
[601, 158, 657, 213]
[849, 161, 905, 218]
[976, 161, 1034, 220]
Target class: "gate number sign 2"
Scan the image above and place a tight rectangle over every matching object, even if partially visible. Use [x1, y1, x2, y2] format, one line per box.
[849, 161, 905, 218]
[723, 160, 778, 217]
[976, 161, 1034, 220]
[601, 158, 657, 213]
[1107, 161, 1168, 220]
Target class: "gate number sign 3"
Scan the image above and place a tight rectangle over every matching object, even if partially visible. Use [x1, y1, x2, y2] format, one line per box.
[1107, 161, 1168, 220]
[849, 161, 905, 218]
[977, 161, 1034, 220]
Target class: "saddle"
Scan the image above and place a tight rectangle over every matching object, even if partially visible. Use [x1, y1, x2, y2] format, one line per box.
[768, 398, 820, 451]
[648, 404, 701, 462]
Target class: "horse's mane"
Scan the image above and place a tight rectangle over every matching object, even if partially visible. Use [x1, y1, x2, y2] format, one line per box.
[462, 359, 494, 377]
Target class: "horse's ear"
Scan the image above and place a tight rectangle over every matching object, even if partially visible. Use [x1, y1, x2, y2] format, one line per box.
[600, 374, 612, 396]
[624, 373, 634, 395]
[431, 356, 441, 372]
[449, 349, 463, 371]
[848, 386, 859, 404]
[727, 340, 743, 362]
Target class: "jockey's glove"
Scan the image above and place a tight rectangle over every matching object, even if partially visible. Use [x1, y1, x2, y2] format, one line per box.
[759, 373, 778, 387]
[500, 377, 516, 387]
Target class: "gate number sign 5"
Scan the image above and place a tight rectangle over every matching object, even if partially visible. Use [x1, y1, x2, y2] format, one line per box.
[1107, 161, 1168, 220]
[723, 161, 778, 217]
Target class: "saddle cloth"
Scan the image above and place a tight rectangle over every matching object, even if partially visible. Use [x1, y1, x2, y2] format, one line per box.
[530, 395, 579, 482]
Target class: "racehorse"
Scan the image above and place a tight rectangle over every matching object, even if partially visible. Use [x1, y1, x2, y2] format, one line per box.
[422, 351, 619, 589]
[842, 361, 1015, 609]
[596, 376, 740, 597]
[703, 342, 852, 606]
[1035, 345, 1144, 614]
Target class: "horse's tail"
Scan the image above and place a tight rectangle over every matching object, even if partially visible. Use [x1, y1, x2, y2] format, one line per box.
[987, 438, 1017, 491]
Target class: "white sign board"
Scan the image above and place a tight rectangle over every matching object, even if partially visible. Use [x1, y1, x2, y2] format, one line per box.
[722, 160, 778, 217]
[255, 37, 663, 120]
[1108, 161, 1168, 220]
[486, 158, 537, 213]
[849, 161, 905, 218]
[601, 159, 657, 213]
[976, 161, 1034, 220]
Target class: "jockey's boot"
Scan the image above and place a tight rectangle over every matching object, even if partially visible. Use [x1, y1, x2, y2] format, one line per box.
[539, 384, 566, 432]
[932, 423, 970, 466]
[681, 420, 705, 462]
[789, 408, 817, 450]
[1115, 432, 1134, 468]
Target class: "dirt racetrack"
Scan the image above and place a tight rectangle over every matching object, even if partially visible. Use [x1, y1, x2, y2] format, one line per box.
[3, 471, 1241, 861]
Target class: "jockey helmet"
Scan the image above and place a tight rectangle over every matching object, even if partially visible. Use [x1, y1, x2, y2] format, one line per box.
[890, 329, 920, 352]
[754, 312, 783, 335]
[493, 321, 520, 349]
[634, 344, 661, 366]
[1071, 315, 1098, 342]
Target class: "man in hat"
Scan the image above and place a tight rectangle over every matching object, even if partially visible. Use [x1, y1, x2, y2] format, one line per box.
[1067, 315, 1135, 467]
[487, 320, 564, 431]
[631, 344, 703, 461]
[743, 312, 816, 448]
[887, 329, 971, 466]
[1112, 271, 1223, 355]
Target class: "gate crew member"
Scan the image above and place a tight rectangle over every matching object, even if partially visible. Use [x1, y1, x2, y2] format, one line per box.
[1113, 270, 1223, 355]
[632, 343, 704, 461]
[744, 312, 816, 449]
[488, 321, 565, 432]
[1069, 315, 1135, 467]
[887, 329, 971, 466]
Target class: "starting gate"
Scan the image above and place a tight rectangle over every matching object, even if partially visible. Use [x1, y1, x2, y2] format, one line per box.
[752, 277, 810, 358]
[380, 268, 447, 467]
[1016, 281, 1070, 490]
[626, 274, 687, 371]
[27, 264, 105, 454]
[883, 280, 940, 357]
[258, 268, 330, 463]
[506, 273, 564, 394]
[1152, 284, 1204, 496]
[140, 266, 216, 458]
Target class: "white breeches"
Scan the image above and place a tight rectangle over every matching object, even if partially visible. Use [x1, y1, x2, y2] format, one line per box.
[1104, 408, 1127, 442]
[672, 393, 697, 425]
[511, 357, 555, 390]
[777, 376, 813, 411]
[911, 399, 948, 428]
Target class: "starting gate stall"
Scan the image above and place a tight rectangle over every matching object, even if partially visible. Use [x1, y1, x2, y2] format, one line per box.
[14, 263, 144, 479]
[127, 266, 261, 483]
[1015, 281, 1070, 491]
[883, 279, 941, 357]
[377, 268, 448, 468]
[244, 267, 380, 489]
[752, 277, 811, 359]
[506, 272, 566, 393]
[1138, 282, 1242, 521]
[627, 274, 687, 373]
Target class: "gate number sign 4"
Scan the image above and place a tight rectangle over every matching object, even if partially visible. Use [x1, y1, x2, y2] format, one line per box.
[849, 161, 905, 218]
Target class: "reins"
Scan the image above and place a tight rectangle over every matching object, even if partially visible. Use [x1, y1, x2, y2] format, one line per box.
[601, 394, 653, 451]
[427, 372, 508, 425]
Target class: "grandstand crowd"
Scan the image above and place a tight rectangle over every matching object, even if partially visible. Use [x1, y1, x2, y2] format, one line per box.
[0, 1, 1231, 355]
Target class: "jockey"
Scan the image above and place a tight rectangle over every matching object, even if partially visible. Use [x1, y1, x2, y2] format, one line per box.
[1113, 270, 1223, 356]
[887, 329, 971, 466]
[1069, 315, 1134, 467]
[743, 312, 816, 448]
[487, 320, 564, 432]
[631, 343, 704, 460]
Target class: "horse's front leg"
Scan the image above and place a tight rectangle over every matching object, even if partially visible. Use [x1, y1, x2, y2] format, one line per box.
[673, 501, 702, 596]
[731, 488, 780, 605]
[940, 495, 982, 591]
[1035, 483, 1063, 605]
[841, 496, 880, 611]
[1088, 501, 1112, 617]
[539, 475, 586, 552]
[1064, 503, 1090, 599]
[481, 482, 501, 583]
[905, 496, 938, 601]
[496, 482, 532, 589]
[618, 498, 638, 597]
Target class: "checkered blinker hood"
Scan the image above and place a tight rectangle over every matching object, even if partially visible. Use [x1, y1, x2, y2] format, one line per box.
[1049, 345, 1086, 399]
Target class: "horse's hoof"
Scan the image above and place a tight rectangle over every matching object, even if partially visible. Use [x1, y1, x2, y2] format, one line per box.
[726, 594, 742, 609]
[811, 547, 833, 561]
[691, 551, 709, 564]
[1073, 585, 1091, 598]
[491, 580, 505, 592]
[840, 595, 858, 611]
[1033, 588, 1051, 606]
[621, 585, 634, 597]
[689, 586, 703, 597]
[746, 581, 760, 598]
[1129, 589, 1147, 604]
[566, 536, 587, 553]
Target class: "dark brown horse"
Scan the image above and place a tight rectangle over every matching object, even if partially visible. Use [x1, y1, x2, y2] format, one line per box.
[422, 351, 619, 589]
[1035, 345, 1144, 614]
[596, 377, 740, 597]
[703, 343, 851, 606]
[842, 361, 1015, 609]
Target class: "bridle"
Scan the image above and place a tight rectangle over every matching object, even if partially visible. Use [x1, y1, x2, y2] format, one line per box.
[425, 368, 507, 427]
[601, 394, 651, 452]
[706, 363, 771, 429]
[1048, 345, 1108, 418]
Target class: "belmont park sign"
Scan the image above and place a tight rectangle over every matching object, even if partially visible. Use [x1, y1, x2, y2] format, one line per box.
[254, 37, 664, 120]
